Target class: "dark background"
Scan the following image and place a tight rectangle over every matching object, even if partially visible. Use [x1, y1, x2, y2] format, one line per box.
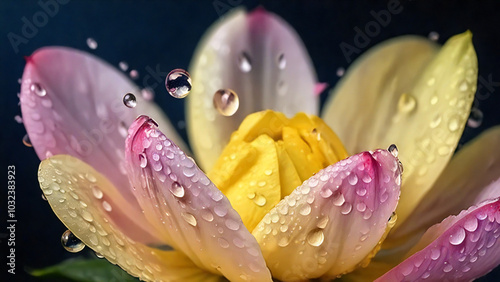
[1, 0, 500, 281]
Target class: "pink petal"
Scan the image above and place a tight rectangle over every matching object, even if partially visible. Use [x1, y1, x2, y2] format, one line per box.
[20, 47, 184, 243]
[125, 115, 272, 282]
[376, 199, 500, 281]
[253, 149, 401, 280]
[187, 8, 319, 170]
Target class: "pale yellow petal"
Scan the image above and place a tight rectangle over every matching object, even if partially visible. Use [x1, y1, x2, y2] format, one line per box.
[323, 32, 478, 228]
[39, 155, 220, 281]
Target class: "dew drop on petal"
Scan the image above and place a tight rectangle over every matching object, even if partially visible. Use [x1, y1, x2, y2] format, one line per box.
[467, 108, 483, 128]
[165, 69, 192, 98]
[181, 212, 197, 227]
[449, 227, 466, 245]
[253, 194, 267, 207]
[123, 93, 137, 108]
[170, 182, 185, 198]
[238, 52, 252, 73]
[86, 38, 98, 49]
[277, 53, 286, 70]
[95, 252, 104, 259]
[213, 89, 239, 116]
[307, 229, 324, 247]
[139, 153, 147, 168]
[22, 134, 32, 147]
[388, 144, 398, 157]
[30, 82, 46, 97]
[61, 230, 85, 253]
[398, 93, 417, 113]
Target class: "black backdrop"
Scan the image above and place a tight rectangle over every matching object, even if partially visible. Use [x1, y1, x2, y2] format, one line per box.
[1, 0, 500, 281]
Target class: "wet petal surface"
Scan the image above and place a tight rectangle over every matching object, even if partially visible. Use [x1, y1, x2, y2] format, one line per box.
[377, 199, 500, 281]
[125, 116, 272, 281]
[252, 149, 401, 280]
[187, 8, 319, 170]
[38, 155, 220, 281]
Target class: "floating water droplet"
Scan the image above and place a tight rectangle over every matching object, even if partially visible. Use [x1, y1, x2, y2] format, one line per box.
[14, 115, 23, 124]
[388, 144, 398, 157]
[123, 93, 137, 108]
[238, 52, 252, 73]
[307, 229, 324, 247]
[398, 93, 416, 113]
[61, 230, 85, 253]
[336, 67, 345, 77]
[30, 82, 46, 97]
[428, 31, 439, 41]
[467, 108, 483, 128]
[129, 69, 139, 79]
[166, 69, 192, 98]
[170, 182, 185, 198]
[119, 61, 129, 71]
[86, 38, 98, 49]
[181, 212, 197, 226]
[141, 87, 154, 101]
[22, 134, 32, 147]
[213, 89, 239, 116]
[277, 53, 286, 70]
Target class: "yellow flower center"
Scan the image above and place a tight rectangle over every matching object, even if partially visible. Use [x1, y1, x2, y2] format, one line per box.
[208, 110, 348, 231]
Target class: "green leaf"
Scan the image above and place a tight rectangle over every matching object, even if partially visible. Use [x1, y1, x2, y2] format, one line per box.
[28, 257, 139, 282]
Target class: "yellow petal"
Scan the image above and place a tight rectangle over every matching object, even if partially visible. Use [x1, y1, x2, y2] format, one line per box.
[39, 155, 220, 281]
[323, 32, 478, 229]
[208, 110, 348, 232]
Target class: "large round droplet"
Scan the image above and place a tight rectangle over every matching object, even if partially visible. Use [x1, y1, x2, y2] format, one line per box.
[123, 93, 137, 108]
[30, 83, 46, 97]
[238, 52, 252, 73]
[213, 89, 239, 116]
[61, 230, 85, 253]
[307, 229, 324, 247]
[165, 69, 192, 98]
[467, 108, 483, 128]
[428, 31, 439, 41]
[449, 227, 466, 245]
[22, 134, 32, 147]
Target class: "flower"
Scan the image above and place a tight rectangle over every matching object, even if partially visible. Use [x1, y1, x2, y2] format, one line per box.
[20, 7, 500, 282]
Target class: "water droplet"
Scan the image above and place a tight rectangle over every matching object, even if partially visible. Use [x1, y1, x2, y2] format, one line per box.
[170, 182, 185, 198]
[388, 212, 397, 226]
[166, 69, 192, 98]
[139, 153, 147, 168]
[141, 87, 155, 101]
[427, 77, 436, 86]
[398, 93, 416, 113]
[201, 210, 214, 222]
[61, 230, 85, 253]
[458, 80, 469, 92]
[333, 193, 345, 206]
[253, 194, 267, 207]
[428, 31, 439, 41]
[86, 38, 98, 49]
[449, 227, 466, 245]
[448, 118, 460, 132]
[22, 134, 32, 147]
[341, 203, 352, 215]
[129, 69, 139, 79]
[41, 194, 47, 201]
[388, 144, 398, 158]
[317, 216, 329, 229]
[213, 89, 239, 116]
[278, 236, 290, 247]
[307, 229, 324, 247]
[277, 53, 286, 70]
[218, 237, 230, 248]
[123, 93, 137, 108]
[238, 52, 252, 73]
[348, 174, 358, 185]
[119, 61, 128, 71]
[299, 204, 311, 216]
[181, 212, 197, 227]
[96, 252, 104, 259]
[468, 108, 483, 128]
[430, 95, 439, 105]
[14, 115, 23, 124]
[336, 67, 345, 77]
[30, 83, 46, 97]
